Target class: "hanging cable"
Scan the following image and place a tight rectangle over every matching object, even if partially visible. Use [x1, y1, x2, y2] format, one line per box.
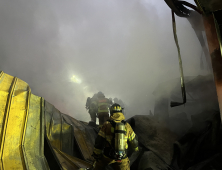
[170, 10, 187, 107]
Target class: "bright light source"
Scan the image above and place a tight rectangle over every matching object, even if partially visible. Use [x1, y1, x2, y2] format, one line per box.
[71, 75, 82, 84]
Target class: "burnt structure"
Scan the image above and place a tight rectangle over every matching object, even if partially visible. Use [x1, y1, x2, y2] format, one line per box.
[153, 75, 219, 136]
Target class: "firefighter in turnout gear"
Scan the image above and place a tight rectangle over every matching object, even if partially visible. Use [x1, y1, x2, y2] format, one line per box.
[92, 103, 139, 170]
[86, 94, 98, 123]
[97, 91, 112, 128]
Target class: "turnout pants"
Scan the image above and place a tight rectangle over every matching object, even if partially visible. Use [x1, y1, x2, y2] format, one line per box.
[93, 155, 130, 170]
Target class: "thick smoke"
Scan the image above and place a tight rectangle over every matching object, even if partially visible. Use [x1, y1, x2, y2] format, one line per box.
[0, 0, 215, 122]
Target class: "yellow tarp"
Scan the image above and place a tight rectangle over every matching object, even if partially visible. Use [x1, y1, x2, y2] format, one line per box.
[0, 71, 93, 170]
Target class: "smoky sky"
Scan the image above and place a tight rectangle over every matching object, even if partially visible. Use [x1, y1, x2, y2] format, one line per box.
[0, 0, 212, 122]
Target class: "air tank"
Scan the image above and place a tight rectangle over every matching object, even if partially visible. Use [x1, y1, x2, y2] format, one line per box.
[114, 122, 126, 159]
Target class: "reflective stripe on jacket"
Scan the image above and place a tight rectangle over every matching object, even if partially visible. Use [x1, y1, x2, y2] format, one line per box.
[97, 98, 110, 113]
[90, 99, 98, 110]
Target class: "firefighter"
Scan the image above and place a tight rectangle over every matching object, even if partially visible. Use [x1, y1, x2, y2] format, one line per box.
[86, 94, 98, 123]
[92, 103, 139, 170]
[97, 91, 111, 128]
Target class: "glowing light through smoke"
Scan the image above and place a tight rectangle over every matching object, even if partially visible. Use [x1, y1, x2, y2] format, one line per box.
[71, 75, 82, 84]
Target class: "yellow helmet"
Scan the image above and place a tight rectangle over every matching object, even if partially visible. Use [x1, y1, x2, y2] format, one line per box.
[110, 103, 123, 114]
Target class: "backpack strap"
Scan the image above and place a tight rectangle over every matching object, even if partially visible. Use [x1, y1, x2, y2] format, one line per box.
[121, 120, 126, 125]
[107, 119, 116, 127]
[108, 120, 126, 134]
[106, 120, 116, 152]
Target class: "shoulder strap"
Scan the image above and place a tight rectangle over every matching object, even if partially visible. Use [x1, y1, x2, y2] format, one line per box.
[106, 120, 116, 149]
[121, 120, 126, 125]
[107, 119, 116, 127]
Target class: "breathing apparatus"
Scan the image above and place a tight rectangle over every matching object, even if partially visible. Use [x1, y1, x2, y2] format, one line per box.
[114, 121, 126, 161]
[109, 104, 126, 161]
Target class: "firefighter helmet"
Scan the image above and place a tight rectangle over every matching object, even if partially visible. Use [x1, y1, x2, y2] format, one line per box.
[110, 103, 123, 115]
[114, 98, 119, 103]
[97, 91, 105, 98]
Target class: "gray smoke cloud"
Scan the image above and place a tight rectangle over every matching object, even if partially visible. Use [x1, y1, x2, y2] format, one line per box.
[0, 0, 214, 122]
